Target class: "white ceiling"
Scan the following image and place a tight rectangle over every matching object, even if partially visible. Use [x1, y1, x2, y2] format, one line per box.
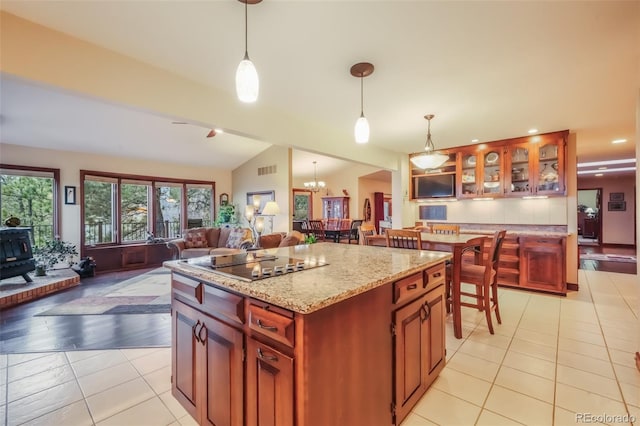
[1, 1, 638, 176]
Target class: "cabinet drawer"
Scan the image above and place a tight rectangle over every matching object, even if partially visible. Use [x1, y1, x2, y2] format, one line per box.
[203, 285, 244, 325]
[424, 264, 445, 292]
[393, 272, 425, 305]
[248, 303, 295, 347]
[172, 273, 203, 305]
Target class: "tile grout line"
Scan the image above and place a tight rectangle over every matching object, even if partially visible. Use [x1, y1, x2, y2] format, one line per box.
[63, 351, 97, 426]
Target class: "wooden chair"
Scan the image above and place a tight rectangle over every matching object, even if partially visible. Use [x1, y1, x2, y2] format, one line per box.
[431, 224, 460, 235]
[358, 224, 376, 245]
[306, 220, 326, 241]
[340, 219, 363, 244]
[414, 225, 432, 233]
[451, 230, 506, 334]
[385, 229, 422, 250]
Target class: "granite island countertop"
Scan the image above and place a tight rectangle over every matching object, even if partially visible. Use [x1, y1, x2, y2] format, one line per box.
[164, 242, 451, 314]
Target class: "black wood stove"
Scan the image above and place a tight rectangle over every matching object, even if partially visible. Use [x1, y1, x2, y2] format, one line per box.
[0, 227, 36, 283]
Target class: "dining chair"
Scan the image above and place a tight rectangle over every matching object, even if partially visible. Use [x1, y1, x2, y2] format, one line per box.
[451, 230, 506, 334]
[414, 225, 432, 233]
[307, 220, 326, 241]
[431, 224, 460, 235]
[385, 229, 422, 250]
[358, 224, 376, 245]
[341, 219, 363, 244]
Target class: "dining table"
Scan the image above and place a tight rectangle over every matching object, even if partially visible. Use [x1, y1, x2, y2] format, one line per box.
[418, 232, 488, 339]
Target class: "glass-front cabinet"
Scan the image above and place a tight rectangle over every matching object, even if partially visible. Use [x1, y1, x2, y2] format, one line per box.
[481, 149, 503, 197]
[504, 132, 566, 197]
[322, 196, 349, 219]
[459, 152, 479, 198]
[458, 148, 503, 198]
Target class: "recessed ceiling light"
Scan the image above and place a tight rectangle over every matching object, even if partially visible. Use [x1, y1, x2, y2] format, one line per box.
[612, 138, 627, 144]
[577, 158, 636, 168]
[214, 128, 224, 134]
[471, 139, 479, 143]
[598, 166, 607, 170]
[528, 128, 538, 134]
[595, 173, 603, 177]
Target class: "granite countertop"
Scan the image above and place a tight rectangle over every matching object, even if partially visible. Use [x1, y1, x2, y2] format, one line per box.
[164, 242, 451, 314]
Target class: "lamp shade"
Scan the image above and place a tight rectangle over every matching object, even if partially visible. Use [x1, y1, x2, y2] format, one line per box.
[410, 152, 449, 170]
[261, 201, 280, 216]
[236, 56, 259, 103]
[354, 115, 370, 144]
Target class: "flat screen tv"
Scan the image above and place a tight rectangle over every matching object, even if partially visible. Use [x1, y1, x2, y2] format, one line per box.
[413, 174, 455, 198]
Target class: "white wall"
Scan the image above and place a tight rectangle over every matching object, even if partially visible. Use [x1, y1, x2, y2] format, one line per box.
[232, 146, 291, 234]
[0, 143, 231, 250]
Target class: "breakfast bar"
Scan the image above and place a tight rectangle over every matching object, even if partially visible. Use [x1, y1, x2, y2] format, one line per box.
[164, 243, 451, 426]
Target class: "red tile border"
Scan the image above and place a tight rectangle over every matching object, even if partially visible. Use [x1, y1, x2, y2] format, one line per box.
[0, 273, 80, 309]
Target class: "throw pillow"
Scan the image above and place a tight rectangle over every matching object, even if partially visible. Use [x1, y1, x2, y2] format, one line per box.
[184, 228, 208, 249]
[226, 228, 251, 249]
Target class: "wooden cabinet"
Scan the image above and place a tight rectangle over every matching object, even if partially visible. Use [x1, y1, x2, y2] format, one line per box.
[172, 299, 244, 426]
[322, 196, 349, 219]
[519, 236, 566, 294]
[84, 242, 173, 274]
[392, 266, 445, 425]
[504, 132, 566, 196]
[410, 152, 457, 200]
[583, 218, 598, 238]
[411, 130, 568, 200]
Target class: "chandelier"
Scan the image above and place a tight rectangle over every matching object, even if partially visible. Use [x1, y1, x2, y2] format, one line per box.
[410, 114, 449, 170]
[303, 161, 326, 193]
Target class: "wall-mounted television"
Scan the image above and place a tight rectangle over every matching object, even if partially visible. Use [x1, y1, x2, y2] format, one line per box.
[413, 174, 456, 198]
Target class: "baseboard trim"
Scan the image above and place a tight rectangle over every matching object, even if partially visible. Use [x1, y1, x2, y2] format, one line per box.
[567, 282, 579, 291]
[636, 352, 640, 373]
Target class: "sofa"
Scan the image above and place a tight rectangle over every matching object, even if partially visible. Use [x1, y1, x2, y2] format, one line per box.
[167, 227, 253, 259]
[257, 231, 305, 249]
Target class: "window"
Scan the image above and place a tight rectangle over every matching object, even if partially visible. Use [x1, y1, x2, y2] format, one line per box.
[81, 170, 214, 246]
[0, 165, 60, 247]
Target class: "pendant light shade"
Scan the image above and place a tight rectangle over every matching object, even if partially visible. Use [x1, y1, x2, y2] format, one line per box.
[354, 114, 370, 144]
[236, 53, 259, 103]
[410, 114, 449, 170]
[350, 62, 374, 144]
[236, 0, 261, 103]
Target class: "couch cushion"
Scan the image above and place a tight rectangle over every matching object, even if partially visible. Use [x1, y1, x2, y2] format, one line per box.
[226, 228, 251, 249]
[218, 227, 233, 247]
[181, 247, 212, 259]
[206, 227, 221, 248]
[260, 233, 283, 249]
[210, 247, 244, 256]
[184, 228, 208, 249]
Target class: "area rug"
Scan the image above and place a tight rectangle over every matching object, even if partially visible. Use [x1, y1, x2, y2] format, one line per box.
[37, 267, 171, 316]
[580, 253, 637, 263]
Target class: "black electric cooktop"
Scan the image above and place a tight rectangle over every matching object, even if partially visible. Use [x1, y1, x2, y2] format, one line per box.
[184, 251, 328, 282]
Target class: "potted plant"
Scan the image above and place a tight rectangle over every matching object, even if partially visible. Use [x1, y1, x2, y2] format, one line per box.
[32, 238, 78, 276]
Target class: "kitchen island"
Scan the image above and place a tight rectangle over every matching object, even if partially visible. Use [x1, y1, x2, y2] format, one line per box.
[164, 242, 451, 426]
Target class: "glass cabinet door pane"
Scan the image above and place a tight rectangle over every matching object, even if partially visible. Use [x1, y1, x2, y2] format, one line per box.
[538, 143, 559, 192]
[482, 150, 501, 194]
[510, 146, 529, 193]
[461, 154, 478, 196]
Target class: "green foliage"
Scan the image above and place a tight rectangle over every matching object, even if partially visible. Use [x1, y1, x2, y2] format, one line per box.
[215, 204, 237, 226]
[33, 239, 78, 270]
[304, 234, 317, 244]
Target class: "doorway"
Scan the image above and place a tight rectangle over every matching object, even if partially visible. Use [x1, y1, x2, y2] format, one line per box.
[577, 188, 602, 246]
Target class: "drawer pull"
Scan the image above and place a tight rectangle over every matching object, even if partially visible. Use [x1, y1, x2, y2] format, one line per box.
[257, 319, 278, 332]
[192, 320, 202, 343]
[257, 348, 278, 362]
[407, 283, 417, 290]
[433, 272, 442, 278]
[198, 324, 207, 345]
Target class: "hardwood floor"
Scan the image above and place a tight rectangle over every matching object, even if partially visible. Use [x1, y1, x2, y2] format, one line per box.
[0, 267, 170, 354]
[578, 244, 637, 274]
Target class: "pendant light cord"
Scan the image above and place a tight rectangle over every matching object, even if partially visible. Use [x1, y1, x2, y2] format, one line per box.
[244, 0, 249, 57]
[360, 75, 364, 117]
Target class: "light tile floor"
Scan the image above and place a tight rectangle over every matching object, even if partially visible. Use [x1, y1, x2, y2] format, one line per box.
[0, 269, 637, 425]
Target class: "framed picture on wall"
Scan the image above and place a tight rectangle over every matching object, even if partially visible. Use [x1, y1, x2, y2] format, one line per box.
[64, 186, 76, 205]
[246, 190, 275, 214]
[609, 192, 624, 202]
[608, 201, 626, 211]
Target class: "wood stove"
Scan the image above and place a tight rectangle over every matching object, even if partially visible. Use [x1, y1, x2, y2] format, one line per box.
[0, 227, 36, 283]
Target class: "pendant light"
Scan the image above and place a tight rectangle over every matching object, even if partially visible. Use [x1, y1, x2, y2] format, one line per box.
[350, 62, 374, 144]
[410, 114, 449, 170]
[235, 0, 261, 103]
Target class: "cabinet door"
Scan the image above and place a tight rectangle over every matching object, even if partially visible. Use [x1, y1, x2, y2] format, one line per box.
[246, 338, 294, 426]
[459, 151, 480, 198]
[519, 237, 566, 294]
[424, 286, 446, 387]
[504, 143, 532, 196]
[535, 137, 565, 195]
[200, 315, 244, 426]
[172, 300, 201, 420]
[393, 295, 429, 424]
[480, 149, 503, 196]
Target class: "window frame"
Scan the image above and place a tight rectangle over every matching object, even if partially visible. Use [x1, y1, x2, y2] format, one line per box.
[0, 163, 61, 243]
[80, 170, 215, 249]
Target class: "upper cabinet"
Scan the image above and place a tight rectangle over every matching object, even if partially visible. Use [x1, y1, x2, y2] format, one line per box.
[411, 130, 568, 200]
